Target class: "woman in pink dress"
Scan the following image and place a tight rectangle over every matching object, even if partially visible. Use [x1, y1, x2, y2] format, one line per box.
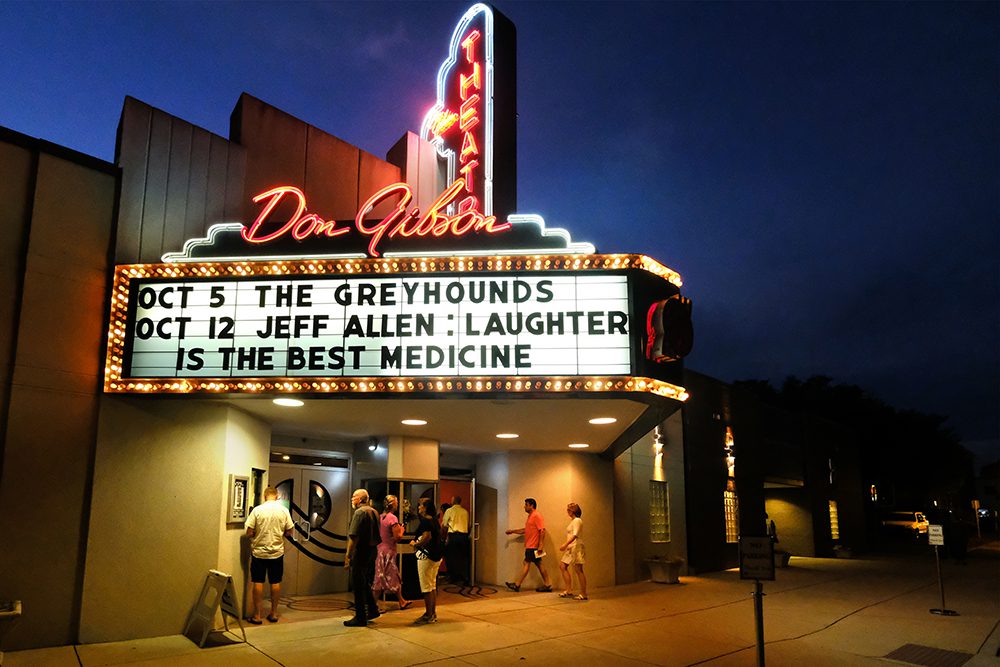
[372, 495, 411, 609]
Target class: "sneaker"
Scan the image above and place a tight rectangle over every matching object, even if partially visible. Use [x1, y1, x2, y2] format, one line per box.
[413, 614, 437, 625]
[343, 617, 367, 627]
[505, 581, 520, 592]
[536, 585, 552, 592]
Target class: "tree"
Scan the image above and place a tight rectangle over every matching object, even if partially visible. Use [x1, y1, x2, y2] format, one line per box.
[733, 376, 975, 510]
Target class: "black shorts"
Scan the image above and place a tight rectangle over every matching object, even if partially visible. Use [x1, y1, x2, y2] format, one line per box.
[250, 555, 284, 584]
[523, 548, 541, 564]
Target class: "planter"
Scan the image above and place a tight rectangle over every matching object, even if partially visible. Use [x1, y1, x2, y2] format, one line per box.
[646, 558, 683, 584]
[774, 551, 791, 568]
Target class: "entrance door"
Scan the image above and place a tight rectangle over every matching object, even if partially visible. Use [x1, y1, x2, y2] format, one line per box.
[440, 477, 476, 584]
[270, 464, 351, 595]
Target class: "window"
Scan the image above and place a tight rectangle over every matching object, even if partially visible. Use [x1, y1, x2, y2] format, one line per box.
[829, 500, 840, 540]
[724, 486, 739, 543]
[723, 427, 738, 543]
[649, 480, 670, 542]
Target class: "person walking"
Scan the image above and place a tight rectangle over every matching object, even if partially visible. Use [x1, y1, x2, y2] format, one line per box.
[504, 498, 552, 592]
[343, 488, 381, 626]
[557, 502, 587, 600]
[409, 496, 443, 624]
[244, 486, 294, 623]
[372, 495, 411, 610]
[442, 495, 470, 585]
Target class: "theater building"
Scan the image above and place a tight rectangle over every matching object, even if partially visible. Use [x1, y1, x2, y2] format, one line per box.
[0, 3, 864, 651]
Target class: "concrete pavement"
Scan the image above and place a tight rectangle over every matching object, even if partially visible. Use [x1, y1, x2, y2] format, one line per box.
[6, 545, 998, 666]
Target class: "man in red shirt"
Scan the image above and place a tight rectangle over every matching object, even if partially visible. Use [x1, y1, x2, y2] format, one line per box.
[504, 498, 553, 592]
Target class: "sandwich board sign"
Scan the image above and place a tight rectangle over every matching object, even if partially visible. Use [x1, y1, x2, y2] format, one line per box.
[183, 570, 246, 647]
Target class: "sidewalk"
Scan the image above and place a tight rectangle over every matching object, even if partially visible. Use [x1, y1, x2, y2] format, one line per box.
[7, 550, 998, 666]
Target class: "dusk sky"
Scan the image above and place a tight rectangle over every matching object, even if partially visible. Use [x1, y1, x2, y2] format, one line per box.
[1, 2, 996, 459]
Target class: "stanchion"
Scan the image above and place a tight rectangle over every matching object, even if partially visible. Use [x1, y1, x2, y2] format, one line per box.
[752, 580, 766, 667]
[928, 544, 958, 616]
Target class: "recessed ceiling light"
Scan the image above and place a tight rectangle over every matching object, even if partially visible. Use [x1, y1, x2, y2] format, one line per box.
[589, 417, 617, 425]
[282, 455, 290, 461]
[273, 398, 304, 407]
[496, 433, 519, 439]
[568, 443, 590, 449]
[312, 462, 322, 466]
[401, 419, 427, 426]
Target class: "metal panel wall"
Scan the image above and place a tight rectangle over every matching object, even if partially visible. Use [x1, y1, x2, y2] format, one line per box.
[115, 97, 246, 263]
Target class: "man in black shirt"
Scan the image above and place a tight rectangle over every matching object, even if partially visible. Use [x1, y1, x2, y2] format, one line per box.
[344, 488, 381, 626]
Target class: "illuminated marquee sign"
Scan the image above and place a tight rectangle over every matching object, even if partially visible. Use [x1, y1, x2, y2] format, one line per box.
[105, 4, 693, 400]
[105, 255, 688, 399]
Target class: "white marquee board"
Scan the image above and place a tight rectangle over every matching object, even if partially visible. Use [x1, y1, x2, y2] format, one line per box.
[124, 273, 633, 379]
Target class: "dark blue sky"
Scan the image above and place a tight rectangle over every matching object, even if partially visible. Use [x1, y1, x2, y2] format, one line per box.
[1, 2, 996, 456]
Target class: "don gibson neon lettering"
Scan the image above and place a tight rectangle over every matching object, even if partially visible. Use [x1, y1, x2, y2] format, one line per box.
[242, 181, 510, 258]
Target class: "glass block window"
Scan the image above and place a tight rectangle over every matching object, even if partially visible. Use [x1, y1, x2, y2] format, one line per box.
[829, 500, 840, 540]
[724, 488, 739, 543]
[650, 480, 670, 543]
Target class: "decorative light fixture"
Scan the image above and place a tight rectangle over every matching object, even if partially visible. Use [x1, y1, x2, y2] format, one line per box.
[401, 419, 428, 426]
[282, 455, 290, 461]
[496, 433, 519, 439]
[589, 417, 617, 425]
[568, 443, 590, 449]
[368, 443, 377, 452]
[273, 398, 304, 407]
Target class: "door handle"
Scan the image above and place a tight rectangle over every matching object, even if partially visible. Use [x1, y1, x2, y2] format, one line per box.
[473, 522, 480, 541]
[304, 519, 311, 542]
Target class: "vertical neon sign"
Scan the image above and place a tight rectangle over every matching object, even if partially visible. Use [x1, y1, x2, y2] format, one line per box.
[421, 4, 516, 221]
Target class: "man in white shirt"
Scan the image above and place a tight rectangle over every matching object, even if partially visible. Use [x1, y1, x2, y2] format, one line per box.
[245, 486, 294, 623]
[442, 496, 470, 585]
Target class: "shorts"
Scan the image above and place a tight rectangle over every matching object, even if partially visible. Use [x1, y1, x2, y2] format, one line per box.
[561, 542, 586, 566]
[416, 553, 442, 593]
[523, 548, 542, 564]
[250, 555, 284, 584]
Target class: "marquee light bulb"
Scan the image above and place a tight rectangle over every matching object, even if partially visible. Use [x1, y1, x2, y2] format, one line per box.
[589, 417, 617, 425]
[496, 433, 518, 439]
[401, 419, 428, 426]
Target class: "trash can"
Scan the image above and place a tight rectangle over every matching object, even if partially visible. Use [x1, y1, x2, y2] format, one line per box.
[646, 557, 683, 584]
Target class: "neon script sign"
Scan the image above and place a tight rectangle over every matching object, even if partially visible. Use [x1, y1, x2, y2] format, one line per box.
[241, 180, 511, 258]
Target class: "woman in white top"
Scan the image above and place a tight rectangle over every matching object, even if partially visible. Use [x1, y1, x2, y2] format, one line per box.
[557, 502, 587, 600]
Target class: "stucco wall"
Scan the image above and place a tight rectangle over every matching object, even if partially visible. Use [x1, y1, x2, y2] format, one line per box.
[614, 411, 687, 584]
[476, 451, 615, 590]
[216, 408, 271, 620]
[0, 135, 116, 650]
[80, 399, 237, 643]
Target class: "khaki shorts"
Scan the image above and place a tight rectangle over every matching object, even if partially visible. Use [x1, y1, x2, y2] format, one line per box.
[416, 554, 442, 593]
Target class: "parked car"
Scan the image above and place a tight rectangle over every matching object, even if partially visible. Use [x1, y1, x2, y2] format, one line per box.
[881, 511, 929, 538]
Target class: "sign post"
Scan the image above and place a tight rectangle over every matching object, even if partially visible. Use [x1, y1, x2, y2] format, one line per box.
[740, 536, 775, 667]
[927, 525, 958, 616]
